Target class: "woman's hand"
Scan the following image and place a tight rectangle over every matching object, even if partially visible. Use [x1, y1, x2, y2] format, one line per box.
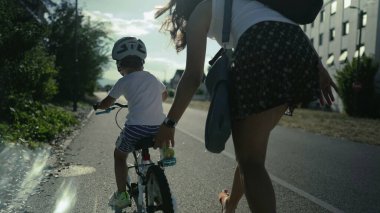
[153, 124, 175, 149]
[318, 62, 339, 105]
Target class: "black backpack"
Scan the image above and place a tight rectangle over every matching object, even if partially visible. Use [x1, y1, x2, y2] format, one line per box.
[256, 0, 323, 25]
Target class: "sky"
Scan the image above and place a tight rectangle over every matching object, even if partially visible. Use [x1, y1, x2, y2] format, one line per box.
[74, 0, 220, 84]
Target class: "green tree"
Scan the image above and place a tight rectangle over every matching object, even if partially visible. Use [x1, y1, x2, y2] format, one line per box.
[0, 0, 58, 121]
[0, 0, 80, 147]
[48, 1, 110, 103]
[335, 55, 380, 118]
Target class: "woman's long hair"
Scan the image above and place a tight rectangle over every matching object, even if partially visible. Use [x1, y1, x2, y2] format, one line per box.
[155, 0, 204, 52]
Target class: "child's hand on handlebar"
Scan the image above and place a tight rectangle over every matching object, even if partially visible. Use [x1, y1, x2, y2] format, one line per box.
[93, 102, 99, 110]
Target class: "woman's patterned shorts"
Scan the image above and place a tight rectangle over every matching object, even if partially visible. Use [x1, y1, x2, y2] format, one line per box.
[230, 21, 320, 119]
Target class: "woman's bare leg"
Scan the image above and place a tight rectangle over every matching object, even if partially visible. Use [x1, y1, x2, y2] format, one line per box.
[231, 104, 287, 213]
[223, 165, 244, 213]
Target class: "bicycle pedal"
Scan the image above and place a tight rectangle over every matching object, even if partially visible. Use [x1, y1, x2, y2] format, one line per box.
[130, 183, 138, 196]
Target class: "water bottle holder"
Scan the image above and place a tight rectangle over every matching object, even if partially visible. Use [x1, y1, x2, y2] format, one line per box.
[158, 157, 176, 167]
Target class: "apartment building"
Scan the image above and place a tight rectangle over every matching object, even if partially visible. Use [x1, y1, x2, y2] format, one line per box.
[303, 0, 380, 111]
[169, 69, 209, 100]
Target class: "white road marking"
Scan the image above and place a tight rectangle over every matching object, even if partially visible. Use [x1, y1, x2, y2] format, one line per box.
[87, 109, 94, 119]
[176, 127, 344, 213]
[93, 194, 98, 213]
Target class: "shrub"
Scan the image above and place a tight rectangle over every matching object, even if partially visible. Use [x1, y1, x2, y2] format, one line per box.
[3, 44, 58, 102]
[6, 100, 78, 144]
[335, 55, 380, 118]
[195, 88, 205, 95]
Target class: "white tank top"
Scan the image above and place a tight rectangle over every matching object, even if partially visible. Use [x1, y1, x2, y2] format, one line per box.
[208, 0, 297, 49]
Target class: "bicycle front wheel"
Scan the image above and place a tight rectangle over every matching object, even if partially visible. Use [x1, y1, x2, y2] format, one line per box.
[145, 165, 174, 213]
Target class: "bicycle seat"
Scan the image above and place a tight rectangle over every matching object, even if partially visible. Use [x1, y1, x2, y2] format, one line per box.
[134, 137, 155, 150]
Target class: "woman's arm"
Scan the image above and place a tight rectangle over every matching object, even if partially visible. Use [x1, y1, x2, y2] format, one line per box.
[318, 61, 338, 105]
[154, 0, 212, 148]
[166, 0, 211, 122]
[162, 90, 168, 101]
[303, 31, 339, 105]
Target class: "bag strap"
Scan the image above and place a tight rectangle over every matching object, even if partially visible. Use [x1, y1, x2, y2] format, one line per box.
[209, 0, 232, 66]
[209, 48, 224, 65]
[222, 0, 233, 45]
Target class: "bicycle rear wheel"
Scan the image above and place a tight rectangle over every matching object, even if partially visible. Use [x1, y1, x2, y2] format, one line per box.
[145, 165, 174, 213]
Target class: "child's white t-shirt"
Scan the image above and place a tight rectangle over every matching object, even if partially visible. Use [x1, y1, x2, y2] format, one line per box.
[108, 71, 166, 125]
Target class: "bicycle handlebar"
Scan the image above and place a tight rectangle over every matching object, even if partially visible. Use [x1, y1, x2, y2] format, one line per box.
[94, 103, 128, 115]
[113, 103, 128, 108]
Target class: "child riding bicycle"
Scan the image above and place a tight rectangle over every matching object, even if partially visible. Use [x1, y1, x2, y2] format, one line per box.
[93, 37, 169, 209]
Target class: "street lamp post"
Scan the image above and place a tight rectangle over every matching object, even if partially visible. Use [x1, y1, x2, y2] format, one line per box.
[349, 1, 365, 115]
[349, 3, 364, 91]
[73, 0, 78, 111]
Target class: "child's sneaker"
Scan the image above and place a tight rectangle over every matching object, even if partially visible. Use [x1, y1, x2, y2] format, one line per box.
[108, 191, 131, 208]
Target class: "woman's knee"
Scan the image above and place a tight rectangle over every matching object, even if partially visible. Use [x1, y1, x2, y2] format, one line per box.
[238, 158, 266, 175]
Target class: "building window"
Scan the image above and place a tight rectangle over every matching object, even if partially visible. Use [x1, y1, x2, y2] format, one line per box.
[344, 0, 351, 8]
[327, 53, 335, 66]
[320, 10, 325, 22]
[339, 50, 348, 64]
[354, 45, 365, 58]
[362, 12, 367, 27]
[329, 28, 336, 41]
[331, 0, 337, 15]
[319, 33, 323, 46]
[310, 38, 314, 47]
[342, 21, 350, 36]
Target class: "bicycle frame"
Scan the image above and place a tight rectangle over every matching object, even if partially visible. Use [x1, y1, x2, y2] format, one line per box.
[127, 146, 154, 212]
[95, 103, 176, 213]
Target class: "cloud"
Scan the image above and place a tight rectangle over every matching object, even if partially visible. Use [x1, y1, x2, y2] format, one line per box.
[146, 57, 185, 70]
[83, 10, 159, 37]
[101, 56, 185, 82]
[145, 57, 185, 79]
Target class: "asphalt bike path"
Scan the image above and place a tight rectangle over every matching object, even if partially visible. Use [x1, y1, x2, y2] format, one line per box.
[24, 97, 380, 212]
[24, 103, 324, 213]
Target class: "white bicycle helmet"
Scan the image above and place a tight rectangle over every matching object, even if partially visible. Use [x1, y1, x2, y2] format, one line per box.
[112, 37, 147, 61]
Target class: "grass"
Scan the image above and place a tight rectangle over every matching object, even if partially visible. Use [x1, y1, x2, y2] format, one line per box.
[166, 99, 380, 145]
[278, 109, 380, 145]
[0, 102, 79, 149]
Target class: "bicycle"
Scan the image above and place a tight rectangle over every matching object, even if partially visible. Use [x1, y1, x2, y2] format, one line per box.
[95, 103, 177, 213]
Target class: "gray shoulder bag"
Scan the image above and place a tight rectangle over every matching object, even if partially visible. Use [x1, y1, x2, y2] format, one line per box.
[204, 0, 233, 153]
